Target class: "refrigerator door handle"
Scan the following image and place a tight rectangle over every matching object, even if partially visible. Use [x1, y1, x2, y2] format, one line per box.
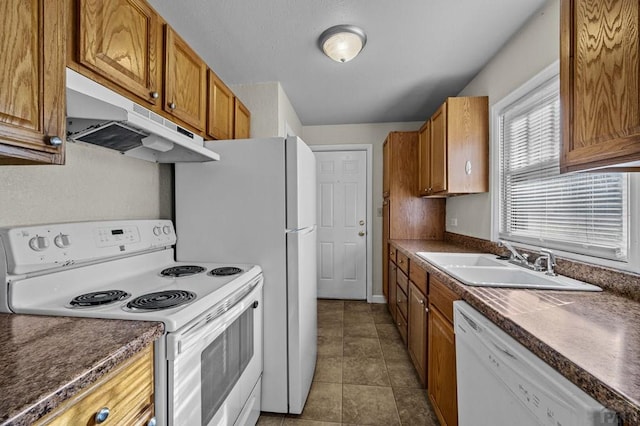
[285, 225, 316, 235]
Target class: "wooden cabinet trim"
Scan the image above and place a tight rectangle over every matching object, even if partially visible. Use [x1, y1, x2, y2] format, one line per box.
[409, 261, 428, 296]
[207, 69, 234, 140]
[429, 276, 458, 324]
[560, 0, 640, 172]
[0, 0, 66, 164]
[388, 260, 397, 321]
[397, 252, 409, 275]
[77, 0, 161, 106]
[164, 25, 207, 131]
[428, 306, 458, 426]
[37, 345, 154, 425]
[233, 97, 251, 139]
[408, 281, 428, 386]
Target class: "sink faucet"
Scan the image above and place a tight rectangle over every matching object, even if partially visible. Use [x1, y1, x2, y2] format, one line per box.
[498, 240, 531, 266]
[534, 249, 557, 276]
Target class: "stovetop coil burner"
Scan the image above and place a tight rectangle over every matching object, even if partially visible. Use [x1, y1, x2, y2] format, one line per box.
[160, 265, 206, 278]
[70, 290, 130, 307]
[126, 290, 196, 311]
[209, 266, 243, 276]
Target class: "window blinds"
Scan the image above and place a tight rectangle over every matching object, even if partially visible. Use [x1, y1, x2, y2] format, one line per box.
[499, 76, 628, 261]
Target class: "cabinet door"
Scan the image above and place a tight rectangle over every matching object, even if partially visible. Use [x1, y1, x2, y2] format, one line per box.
[430, 103, 447, 193]
[428, 306, 458, 426]
[418, 120, 431, 196]
[382, 136, 390, 197]
[561, 0, 640, 172]
[207, 69, 234, 140]
[408, 282, 428, 386]
[388, 260, 397, 321]
[233, 97, 251, 139]
[0, 0, 65, 165]
[164, 25, 207, 131]
[78, 0, 161, 105]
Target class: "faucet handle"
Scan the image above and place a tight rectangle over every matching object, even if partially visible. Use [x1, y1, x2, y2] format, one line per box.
[538, 249, 557, 276]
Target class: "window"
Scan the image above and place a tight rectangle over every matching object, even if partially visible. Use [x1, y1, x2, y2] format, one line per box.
[497, 70, 628, 261]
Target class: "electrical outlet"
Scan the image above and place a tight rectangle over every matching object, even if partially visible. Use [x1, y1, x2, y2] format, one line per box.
[377, 207, 383, 217]
[449, 218, 458, 227]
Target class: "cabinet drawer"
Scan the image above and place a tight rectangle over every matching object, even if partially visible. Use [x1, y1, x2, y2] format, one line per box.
[389, 245, 397, 263]
[39, 346, 154, 425]
[397, 252, 409, 275]
[396, 269, 408, 294]
[396, 309, 408, 344]
[409, 261, 428, 296]
[396, 282, 408, 321]
[429, 276, 458, 324]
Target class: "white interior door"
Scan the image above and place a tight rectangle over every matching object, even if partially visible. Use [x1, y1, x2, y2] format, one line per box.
[315, 150, 367, 299]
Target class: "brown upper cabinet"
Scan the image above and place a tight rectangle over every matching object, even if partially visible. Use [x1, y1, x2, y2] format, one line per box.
[77, 0, 162, 106]
[233, 97, 251, 139]
[0, 0, 66, 165]
[207, 70, 234, 140]
[418, 97, 489, 196]
[418, 120, 431, 197]
[560, 0, 640, 172]
[164, 26, 207, 132]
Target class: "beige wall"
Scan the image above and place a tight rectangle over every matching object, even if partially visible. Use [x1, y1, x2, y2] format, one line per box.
[446, 0, 559, 240]
[302, 122, 422, 298]
[231, 81, 303, 138]
[0, 142, 173, 227]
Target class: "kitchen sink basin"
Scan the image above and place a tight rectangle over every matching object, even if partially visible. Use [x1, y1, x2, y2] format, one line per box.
[417, 252, 507, 267]
[416, 252, 602, 291]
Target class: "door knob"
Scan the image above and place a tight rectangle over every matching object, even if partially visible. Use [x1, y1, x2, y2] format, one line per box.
[359, 220, 365, 225]
[358, 231, 365, 236]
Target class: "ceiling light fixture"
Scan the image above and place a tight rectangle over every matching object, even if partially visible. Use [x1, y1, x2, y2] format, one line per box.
[319, 25, 367, 63]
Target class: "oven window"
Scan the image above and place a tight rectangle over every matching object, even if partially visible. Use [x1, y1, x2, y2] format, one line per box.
[201, 306, 254, 426]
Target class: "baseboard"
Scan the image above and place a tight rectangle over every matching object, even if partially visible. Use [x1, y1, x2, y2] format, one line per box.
[369, 295, 387, 304]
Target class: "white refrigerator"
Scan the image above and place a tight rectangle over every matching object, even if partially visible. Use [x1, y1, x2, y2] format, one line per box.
[174, 136, 317, 414]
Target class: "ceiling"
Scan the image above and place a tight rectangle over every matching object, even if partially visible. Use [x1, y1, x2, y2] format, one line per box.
[148, 0, 548, 126]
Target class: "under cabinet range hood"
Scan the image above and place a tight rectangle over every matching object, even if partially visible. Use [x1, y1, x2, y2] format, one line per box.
[65, 68, 219, 163]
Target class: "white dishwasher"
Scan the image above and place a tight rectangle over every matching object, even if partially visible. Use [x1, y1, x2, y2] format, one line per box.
[454, 301, 618, 426]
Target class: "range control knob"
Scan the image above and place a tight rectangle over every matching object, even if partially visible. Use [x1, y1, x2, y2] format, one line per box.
[54, 234, 71, 248]
[162, 225, 171, 235]
[153, 226, 162, 236]
[29, 236, 50, 251]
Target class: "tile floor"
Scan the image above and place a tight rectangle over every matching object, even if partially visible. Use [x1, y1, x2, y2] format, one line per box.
[257, 300, 440, 425]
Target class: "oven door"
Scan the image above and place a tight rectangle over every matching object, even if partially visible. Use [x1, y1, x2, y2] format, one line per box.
[166, 277, 263, 426]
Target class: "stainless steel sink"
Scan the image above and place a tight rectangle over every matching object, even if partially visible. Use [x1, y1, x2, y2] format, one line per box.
[416, 252, 602, 291]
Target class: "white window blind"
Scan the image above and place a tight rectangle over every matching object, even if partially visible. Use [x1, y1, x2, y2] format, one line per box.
[499, 75, 628, 261]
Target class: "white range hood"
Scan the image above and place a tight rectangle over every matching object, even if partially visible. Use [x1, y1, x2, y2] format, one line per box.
[65, 68, 220, 163]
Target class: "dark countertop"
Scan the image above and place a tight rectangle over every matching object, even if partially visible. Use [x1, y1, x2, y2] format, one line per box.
[0, 314, 163, 425]
[391, 239, 640, 425]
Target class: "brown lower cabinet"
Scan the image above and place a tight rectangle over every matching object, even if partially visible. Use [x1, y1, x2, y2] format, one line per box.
[428, 276, 459, 426]
[36, 345, 155, 425]
[408, 281, 428, 386]
[388, 259, 397, 321]
[388, 245, 459, 426]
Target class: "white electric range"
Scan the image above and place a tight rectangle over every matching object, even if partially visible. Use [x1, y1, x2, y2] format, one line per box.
[0, 220, 263, 426]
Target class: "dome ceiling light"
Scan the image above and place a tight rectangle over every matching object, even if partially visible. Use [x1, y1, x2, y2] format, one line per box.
[319, 25, 367, 63]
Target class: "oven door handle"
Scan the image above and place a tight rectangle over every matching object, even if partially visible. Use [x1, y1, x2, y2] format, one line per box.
[166, 278, 262, 360]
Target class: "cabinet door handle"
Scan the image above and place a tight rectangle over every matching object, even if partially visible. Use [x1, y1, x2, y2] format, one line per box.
[419, 299, 424, 305]
[95, 407, 110, 423]
[48, 136, 63, 146]
[150, 91, 159, 99]
[169, 101, 176, 109]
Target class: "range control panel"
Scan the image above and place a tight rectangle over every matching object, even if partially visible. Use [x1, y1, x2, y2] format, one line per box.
[0, 220, 176, 275]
